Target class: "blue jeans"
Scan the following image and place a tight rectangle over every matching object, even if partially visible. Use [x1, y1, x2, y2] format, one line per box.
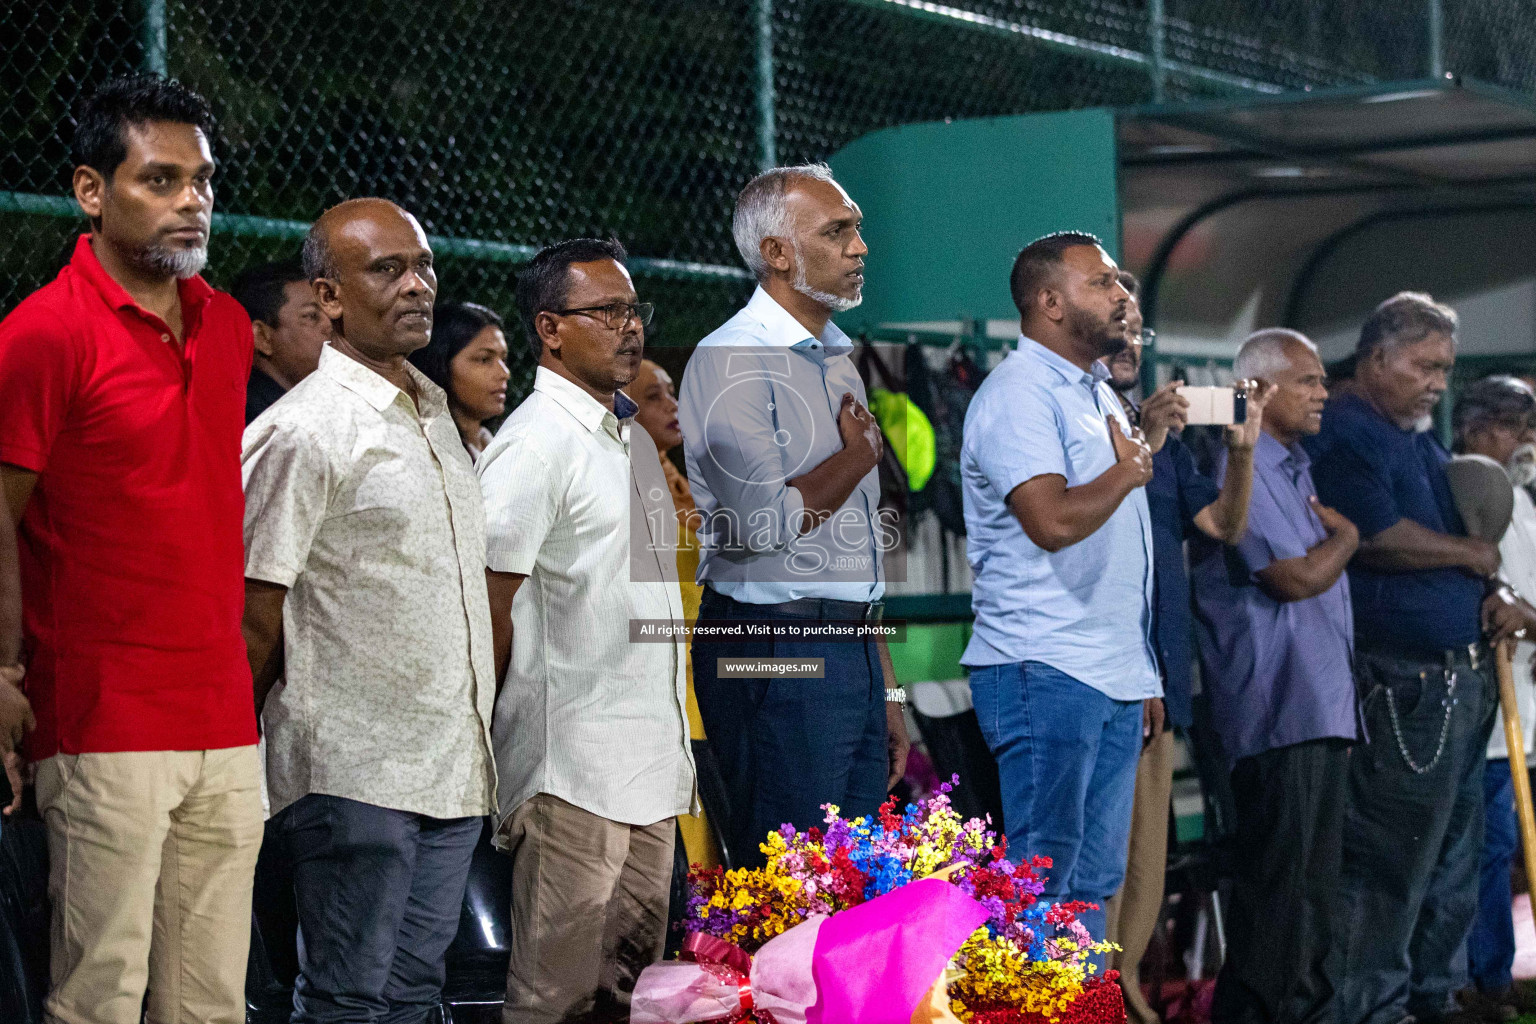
[969, 660, 1143, 948]
[274, 794, 482, 1024]
[1469, 757, 1518, 993]
[1333, 648, 1495, 1024]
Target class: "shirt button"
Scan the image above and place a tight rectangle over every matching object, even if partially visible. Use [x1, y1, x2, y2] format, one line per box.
[160, 333, 171, 343]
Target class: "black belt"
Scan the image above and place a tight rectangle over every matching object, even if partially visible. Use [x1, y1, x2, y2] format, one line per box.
[1360, 641, 1487, 672]
[707, 588, 884, 622]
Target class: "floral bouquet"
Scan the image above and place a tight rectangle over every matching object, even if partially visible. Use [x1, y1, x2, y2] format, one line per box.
[632, 778, 1126, 1024]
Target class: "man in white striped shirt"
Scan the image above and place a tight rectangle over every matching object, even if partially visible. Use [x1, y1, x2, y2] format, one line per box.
[480, 237, 693, 1023]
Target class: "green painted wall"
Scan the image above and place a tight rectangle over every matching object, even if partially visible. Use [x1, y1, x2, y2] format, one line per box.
[829, 108, 1121, 332]
[887, 622, 970, 685]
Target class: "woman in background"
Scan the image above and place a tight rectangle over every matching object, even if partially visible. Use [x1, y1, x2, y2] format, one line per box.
[407, 301, 511, 461]
[630, 358, 723, 870]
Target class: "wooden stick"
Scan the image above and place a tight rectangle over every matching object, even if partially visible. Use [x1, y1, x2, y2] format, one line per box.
[1496, 638, 1536, 894]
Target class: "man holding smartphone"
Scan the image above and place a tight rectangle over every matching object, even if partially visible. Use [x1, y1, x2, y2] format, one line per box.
[1101, 273, 1270, 1022]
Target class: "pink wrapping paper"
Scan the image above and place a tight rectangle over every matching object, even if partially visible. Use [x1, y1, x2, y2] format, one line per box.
[808, 877, 989, 1024]
[631, 917, 824, 1024]
[628, 962, 754, 1024]
[630, 876, 987, 1024]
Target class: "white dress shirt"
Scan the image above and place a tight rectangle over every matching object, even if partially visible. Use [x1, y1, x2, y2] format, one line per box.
[479, 367, 694, 831]
[242, 345, 498, 819]
[677, 286, 885, 605]
[1490, 484, 1536, 759]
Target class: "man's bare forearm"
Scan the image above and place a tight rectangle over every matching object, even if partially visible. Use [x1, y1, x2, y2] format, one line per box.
[486, 569, 526, 696]
[0, 499, 20, 666]
[0, 466, 38, 667]
[1257, 529, 1358, 603]
[788, 447, 878, 533]
[1355, 518, 1487, 573]
[242, 579, 287, 718]
[1196, 446, 1253, 543]
[1008, 462, 1141, 553]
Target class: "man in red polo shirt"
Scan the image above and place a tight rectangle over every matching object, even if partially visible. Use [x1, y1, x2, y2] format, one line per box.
[0, 75, 263, 1024]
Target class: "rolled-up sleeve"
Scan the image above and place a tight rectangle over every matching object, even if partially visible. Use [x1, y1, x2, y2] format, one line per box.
[479, 432, 561, 575]
[241, 419, 334, 587]
[679, 350, 807, 553]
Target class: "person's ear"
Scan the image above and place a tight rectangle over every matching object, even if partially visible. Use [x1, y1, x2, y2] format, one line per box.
[313, 277, 343, 324]
[760, 236, 793, 277]
[1038, 286, 1066, 324]
[252, 320, 276, 358]
[535, 311, 562, 355]
[72, 165, 106, 226]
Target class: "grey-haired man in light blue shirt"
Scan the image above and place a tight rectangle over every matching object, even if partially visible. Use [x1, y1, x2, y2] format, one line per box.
[678, 163, 909, 869]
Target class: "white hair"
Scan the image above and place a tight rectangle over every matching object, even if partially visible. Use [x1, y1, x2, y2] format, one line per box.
[731, 162, 837, 281]
[1234, 328, 1318, 381]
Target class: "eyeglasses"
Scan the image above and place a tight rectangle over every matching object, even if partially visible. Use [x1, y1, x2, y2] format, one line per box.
[1138, 328, 1157, 346]
[550, 301, 655, 331]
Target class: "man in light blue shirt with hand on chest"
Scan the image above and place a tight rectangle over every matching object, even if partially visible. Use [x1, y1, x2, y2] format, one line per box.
[961, 231, 1160, 947]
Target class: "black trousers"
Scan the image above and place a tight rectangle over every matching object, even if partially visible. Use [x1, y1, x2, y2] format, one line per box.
[692, 588, 889, 871]
[1214, 738, 1350, 1024]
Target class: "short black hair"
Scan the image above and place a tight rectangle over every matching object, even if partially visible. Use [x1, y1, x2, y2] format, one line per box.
[407, 302, 504, 392]
[1325, 353, 1357, 383]
[72, 74, 218, 179]
[230, 259, 308, 328]
[514, 237, 629, 361]
[1009, 231, 1105, 317]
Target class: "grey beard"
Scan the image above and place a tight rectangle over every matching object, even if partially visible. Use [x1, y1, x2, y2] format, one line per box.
[792, 276, 862, 313]
[1509, 444, 1536, 488]
[790, 241, 862, 313]
[135, 243, 208, 280]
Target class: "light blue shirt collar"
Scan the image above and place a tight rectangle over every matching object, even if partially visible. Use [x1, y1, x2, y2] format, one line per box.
[743, 286, 854, 355]
[1017, 333, 1111, 389]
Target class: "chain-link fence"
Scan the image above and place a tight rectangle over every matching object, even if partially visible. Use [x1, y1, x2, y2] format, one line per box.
[4, 0, 1535, 393]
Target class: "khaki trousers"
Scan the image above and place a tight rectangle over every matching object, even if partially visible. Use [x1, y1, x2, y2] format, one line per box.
[1106, 728, 1175, 1024]
[34, 746, 265, 1024]
[500, 793, 674, 1024]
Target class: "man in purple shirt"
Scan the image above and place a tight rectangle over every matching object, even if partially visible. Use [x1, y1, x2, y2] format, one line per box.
[1192, 329, 1360, 1024]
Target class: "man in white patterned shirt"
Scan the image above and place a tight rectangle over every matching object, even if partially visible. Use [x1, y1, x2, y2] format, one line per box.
[240, 199, 497, 1024]
[481, 237, 692, 1023]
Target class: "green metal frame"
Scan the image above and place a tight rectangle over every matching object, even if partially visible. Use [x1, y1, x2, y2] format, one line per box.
[0, 191, 753, 283]
[0, 0, 1350, 289]
[27, 0, 1477, 616]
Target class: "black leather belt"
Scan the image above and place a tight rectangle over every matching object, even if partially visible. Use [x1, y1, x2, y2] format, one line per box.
[1361, 641, 1486, 672]
[708, 588, 884, 622]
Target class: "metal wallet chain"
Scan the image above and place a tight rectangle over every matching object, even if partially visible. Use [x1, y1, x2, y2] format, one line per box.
[1383, 668, 1458, 775]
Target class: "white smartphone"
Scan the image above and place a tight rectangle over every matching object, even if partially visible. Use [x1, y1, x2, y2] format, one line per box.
[1177, 385, 1248, 425]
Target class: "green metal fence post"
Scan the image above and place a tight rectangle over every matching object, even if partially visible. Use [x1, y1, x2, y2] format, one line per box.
[140, 0, 168, 75]
[1426, 0, 1444, 79]
[1148, 0, 1167, 103]
[756, 0, 777, 171]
